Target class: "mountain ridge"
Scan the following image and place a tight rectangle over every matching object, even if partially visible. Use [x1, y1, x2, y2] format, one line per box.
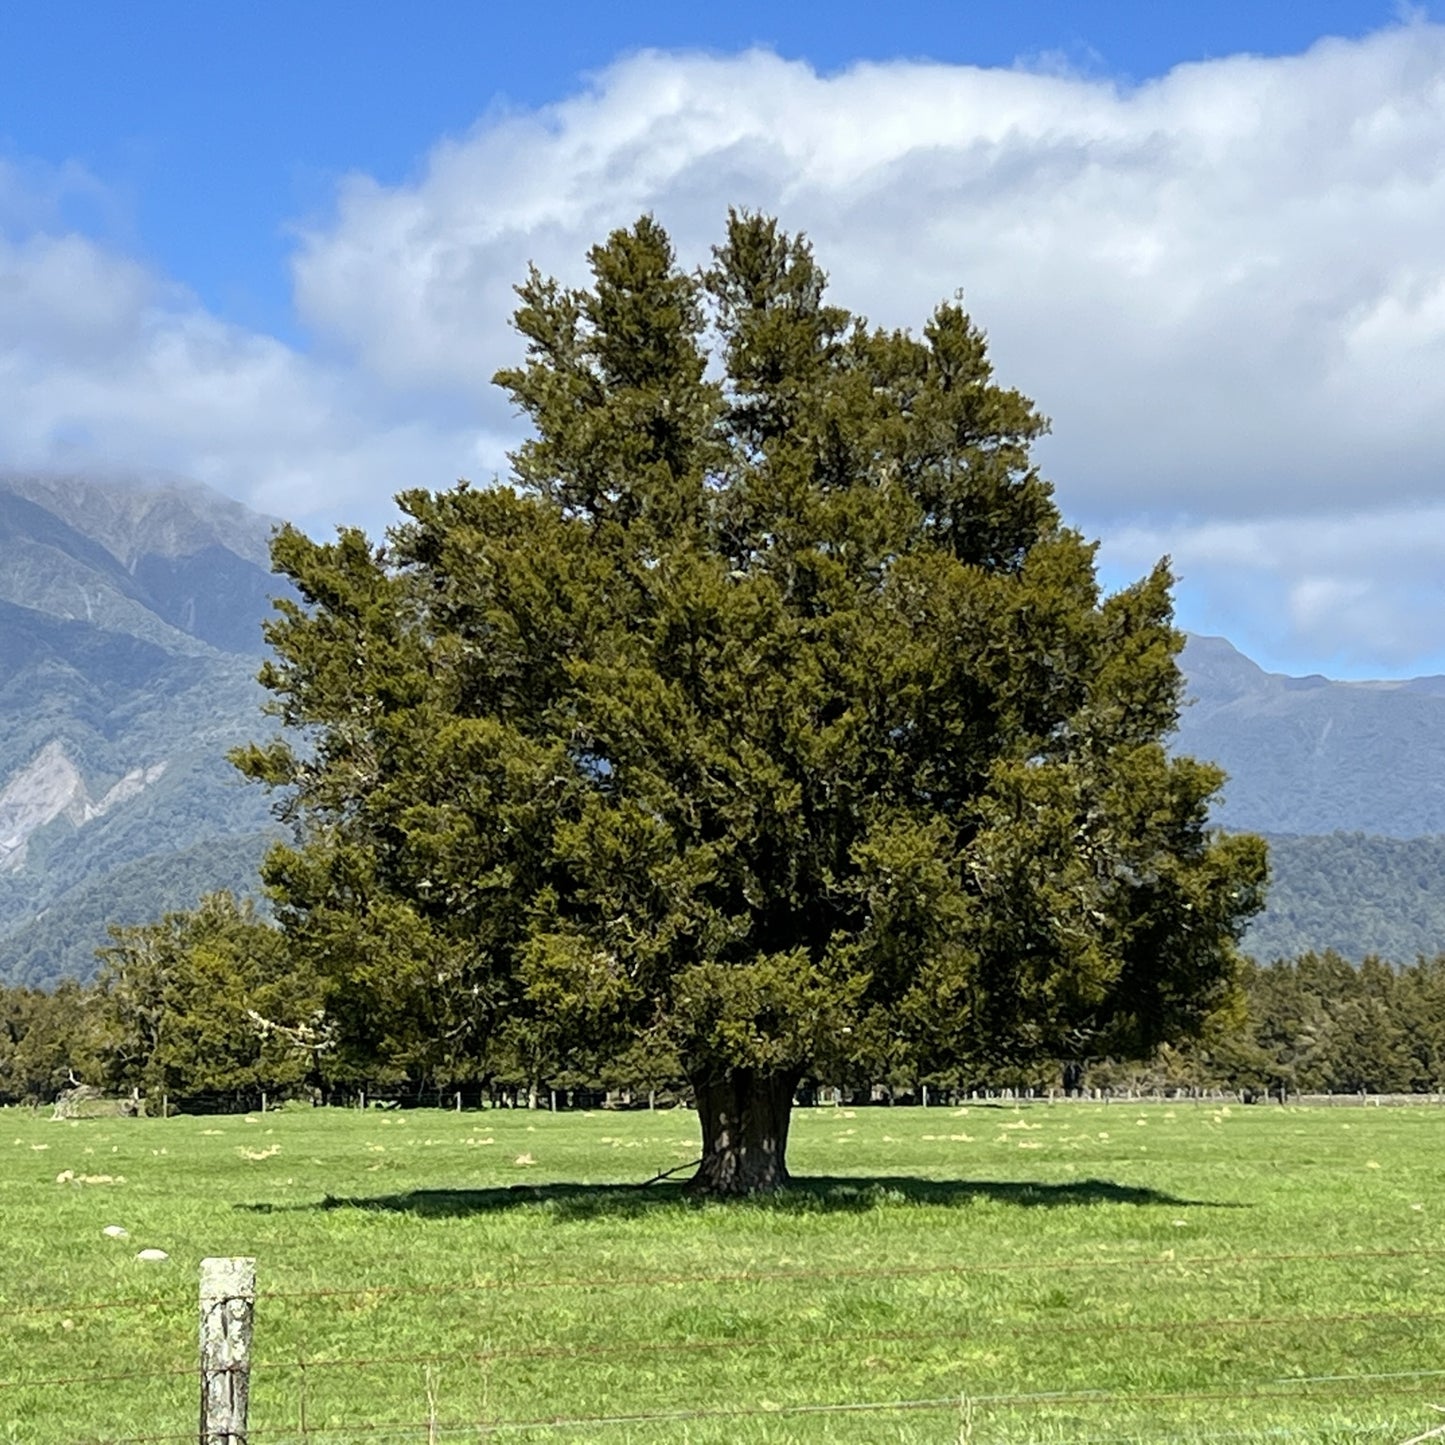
[0, 469, 278, 570]
[1175, 633, 1445, 837]
[0, 471, 283, 655]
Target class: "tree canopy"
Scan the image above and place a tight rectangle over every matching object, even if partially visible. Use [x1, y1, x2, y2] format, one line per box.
[235, 212, 1266, 1193]
[92, 891, 317, 1103]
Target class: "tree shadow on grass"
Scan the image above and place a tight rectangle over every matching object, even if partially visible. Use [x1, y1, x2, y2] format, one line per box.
[241, 1175, 1244, 1222]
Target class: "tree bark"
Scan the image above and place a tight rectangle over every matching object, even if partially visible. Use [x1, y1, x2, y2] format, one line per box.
[688, 1067, 800, 1196]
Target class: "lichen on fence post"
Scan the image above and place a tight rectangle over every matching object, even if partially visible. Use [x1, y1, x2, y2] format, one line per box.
[200, 1256, 255, 1444]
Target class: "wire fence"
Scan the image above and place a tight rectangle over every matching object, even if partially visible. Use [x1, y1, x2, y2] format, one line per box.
[11, 1379, 1445, 1444]
[4, 1243, 1445, 1443]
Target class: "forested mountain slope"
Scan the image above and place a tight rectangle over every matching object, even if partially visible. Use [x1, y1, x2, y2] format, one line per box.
[1244, 833, 1445, 962]
[1175, 634, 1445, 837]
[0, 472, 281, 987]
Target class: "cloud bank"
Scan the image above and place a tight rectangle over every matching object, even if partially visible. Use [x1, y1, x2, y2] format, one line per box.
[3, 23, 1444, 672]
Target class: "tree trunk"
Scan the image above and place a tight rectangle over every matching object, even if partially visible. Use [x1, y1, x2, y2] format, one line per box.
[688, 1068, 800, 1196]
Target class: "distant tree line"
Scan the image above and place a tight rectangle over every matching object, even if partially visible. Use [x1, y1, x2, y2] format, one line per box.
[4, 892, 1445, 1108]
[1119, 951, 1445, 1097]
[0, 894, 317, 1109]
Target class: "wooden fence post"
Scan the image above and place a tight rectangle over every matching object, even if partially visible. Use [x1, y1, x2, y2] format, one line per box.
[200, 1256, 255, 1444]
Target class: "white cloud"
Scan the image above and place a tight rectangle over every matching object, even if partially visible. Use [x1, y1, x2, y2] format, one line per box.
[293, 23, 1445, 532]
[1099, 506, 1445, 673]
[0, 232, 156, 360]
[5, 23, 1445, 671]
[284, 24, 1445, 670]
[0, 155, 112, 235]
[0, 228, 501, 535]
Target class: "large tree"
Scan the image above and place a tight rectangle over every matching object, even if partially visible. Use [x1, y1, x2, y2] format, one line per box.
[92, 892, 316, 1104]
[236, 212, 1266, 1194]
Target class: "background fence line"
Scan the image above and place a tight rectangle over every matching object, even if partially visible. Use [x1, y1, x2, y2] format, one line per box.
[28, 1085, 1445, 1121]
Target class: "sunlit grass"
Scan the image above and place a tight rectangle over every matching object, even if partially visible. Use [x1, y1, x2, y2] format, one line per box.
[2, 1098, 1443, 1442]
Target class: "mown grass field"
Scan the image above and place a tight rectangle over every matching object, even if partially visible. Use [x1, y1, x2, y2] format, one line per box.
[3, 1099, 1444, 1444]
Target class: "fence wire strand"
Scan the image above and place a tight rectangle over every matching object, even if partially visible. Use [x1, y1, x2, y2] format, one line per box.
[254, 1242, 1445, 1305]
[17, 1241, 1445, 1443]
[89, 1373, 1445, 1443]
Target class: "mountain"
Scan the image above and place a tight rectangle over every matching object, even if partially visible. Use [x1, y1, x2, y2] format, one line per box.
[1175, 635, 1445, 837]
[0, 831, 277, 988]
[0, 471, 284, 986]
[3, 473, 1445, 985]
[0, 473, 279, 655]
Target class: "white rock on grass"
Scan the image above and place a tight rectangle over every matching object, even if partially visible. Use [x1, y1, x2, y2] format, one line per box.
[134, 1249, 169, 1262]
[102, 1225, 129, 1238]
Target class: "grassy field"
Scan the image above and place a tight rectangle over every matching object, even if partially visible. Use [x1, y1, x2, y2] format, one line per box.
[3, 1098, 1444, 1444]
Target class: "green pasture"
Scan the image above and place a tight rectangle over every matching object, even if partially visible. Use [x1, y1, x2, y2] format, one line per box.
[3, 1099, 1444, 1443]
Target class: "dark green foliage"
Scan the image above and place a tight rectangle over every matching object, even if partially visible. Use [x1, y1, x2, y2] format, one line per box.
[238, 214, 1265, 1190]
[11, 943, 1445, 1107]
[1112, 951, 1445, 1097]
[0, 891, 310, 1105]
[89, 892, 319, 1102]
[0, 979, 96, 1103]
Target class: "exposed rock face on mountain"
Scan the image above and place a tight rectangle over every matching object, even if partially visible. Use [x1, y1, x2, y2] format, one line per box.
[0, 471, 283, 986]
[0, 740, 166, 871]
[1174, 635, 1445, 838]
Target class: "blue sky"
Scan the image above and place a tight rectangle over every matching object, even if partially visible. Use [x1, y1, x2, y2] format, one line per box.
[2, 2, 1442, 676]
[1, 2, 1407, 339]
